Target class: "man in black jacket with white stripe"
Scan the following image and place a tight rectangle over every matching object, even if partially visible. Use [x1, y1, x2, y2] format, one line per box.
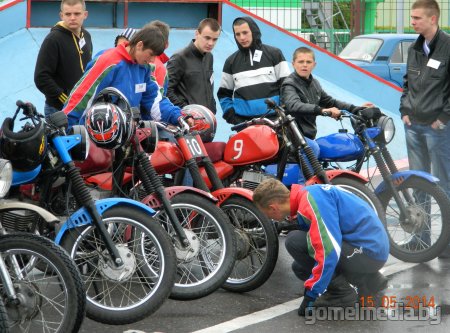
[218, 17, 290, 125]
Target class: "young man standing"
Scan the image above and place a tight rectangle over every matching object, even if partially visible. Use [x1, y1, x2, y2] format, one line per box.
[281, 47, 372, 139]
[166, 18, 221, 114]
[400, 0, 450, 199]
[34, 0, 92, 116]
[218, 16, 290, 125]
[253, 178, 389, 316]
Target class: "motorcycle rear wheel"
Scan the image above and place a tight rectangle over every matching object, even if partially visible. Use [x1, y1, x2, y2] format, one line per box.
[152, 193, 236, 300]
[220, 196, 279, 292]
[60, 206, 176, 325]
[0, 233, 85, 333]
[378, 177, 450, 262]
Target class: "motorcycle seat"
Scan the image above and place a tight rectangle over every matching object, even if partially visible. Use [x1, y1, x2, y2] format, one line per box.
[204, 142, 226, 163]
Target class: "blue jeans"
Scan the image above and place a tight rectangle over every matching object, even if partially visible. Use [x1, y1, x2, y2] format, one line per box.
[44, 103, 60, 117]
[405, 123, 450, 198]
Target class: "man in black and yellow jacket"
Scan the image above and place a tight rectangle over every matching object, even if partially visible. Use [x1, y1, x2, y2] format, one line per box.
[34, 0, 92, 116]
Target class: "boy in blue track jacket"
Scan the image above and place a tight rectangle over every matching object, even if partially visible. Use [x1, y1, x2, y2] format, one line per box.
[253, 178, 389, 316]
[63, 25, 187, 128]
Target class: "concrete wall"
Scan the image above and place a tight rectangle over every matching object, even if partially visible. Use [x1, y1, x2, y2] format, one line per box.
[0, 1, 407, 160]
[0, 0, 26, 38]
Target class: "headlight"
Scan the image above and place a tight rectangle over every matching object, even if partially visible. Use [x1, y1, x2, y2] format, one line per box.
[376, 116, 396, 144]
[137, 121, 159, 154]
[0, 159, 13, 199]
[69, 125, 89, 161]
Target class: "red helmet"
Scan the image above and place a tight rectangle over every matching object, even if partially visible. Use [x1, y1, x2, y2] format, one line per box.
[85, 88, 134, 150]
[181, 104, 216, 143]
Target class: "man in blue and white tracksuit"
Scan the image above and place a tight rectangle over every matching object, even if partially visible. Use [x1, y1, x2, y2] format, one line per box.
[217, 16, 291, 125]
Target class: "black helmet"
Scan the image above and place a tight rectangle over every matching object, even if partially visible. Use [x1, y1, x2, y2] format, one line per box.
[85, 87, 134, 149]
[0, 117, 47, 171]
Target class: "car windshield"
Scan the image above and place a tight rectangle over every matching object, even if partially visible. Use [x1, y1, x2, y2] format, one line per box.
[339, 38, 383, 62]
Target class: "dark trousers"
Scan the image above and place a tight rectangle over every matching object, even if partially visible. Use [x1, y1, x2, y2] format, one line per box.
[285, 230, 385, 287]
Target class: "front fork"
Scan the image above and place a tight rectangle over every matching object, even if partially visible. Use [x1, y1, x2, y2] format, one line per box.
[370, 146, 413, 220]
[135, 151, 190, 247]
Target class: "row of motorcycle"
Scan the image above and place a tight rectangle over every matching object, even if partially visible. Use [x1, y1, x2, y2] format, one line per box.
[0, 87, 448, 332]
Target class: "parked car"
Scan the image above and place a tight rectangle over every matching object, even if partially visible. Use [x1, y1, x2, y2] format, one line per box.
[339, 33, 418, 87]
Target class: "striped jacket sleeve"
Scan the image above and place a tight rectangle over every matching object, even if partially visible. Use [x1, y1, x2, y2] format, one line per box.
[217, 57, 235, 116]
[63, 50, 117, 127]
[298, 190, 342, 300]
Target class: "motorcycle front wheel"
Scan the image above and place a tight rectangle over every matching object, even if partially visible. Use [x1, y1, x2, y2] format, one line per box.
[60, 206, 176, 325]
[0, 233, 85, 333]
[152, 193, 236, 300]
[378, 177, 450, 262]
[220, 196, 279, 293]
[0, 296, 9, 333]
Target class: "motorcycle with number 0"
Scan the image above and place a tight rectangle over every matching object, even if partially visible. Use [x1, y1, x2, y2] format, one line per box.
[152, 104, 279, 293]
[0, 158, 86, 332]
[316, 108, 450, 262]
[78, 88, 236, 300]
[0, 101, 177, 325]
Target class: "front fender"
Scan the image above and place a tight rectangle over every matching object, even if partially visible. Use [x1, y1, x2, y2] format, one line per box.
[375, 170, 439, 195]
[54, 197, 155, 244]
[140, 186, 217, 209]
[211, 187, 254, 205]
[0, 200, 59, 224]
[305, 170, 369, 185]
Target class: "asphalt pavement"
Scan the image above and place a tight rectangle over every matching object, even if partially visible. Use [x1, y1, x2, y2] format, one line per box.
[79, 237, 450, 333]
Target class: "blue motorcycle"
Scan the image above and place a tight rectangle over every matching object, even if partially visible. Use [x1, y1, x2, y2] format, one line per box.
[316, 108, 450, 262]
[0, 101, 176, 325]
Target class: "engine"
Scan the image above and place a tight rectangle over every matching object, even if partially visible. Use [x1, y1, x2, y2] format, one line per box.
[239, 170, 275, 191]
[0, 209, 39, 233]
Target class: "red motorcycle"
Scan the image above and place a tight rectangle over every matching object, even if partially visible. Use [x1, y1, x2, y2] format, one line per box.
[151, 101, 384, 224]
[151, 104, 279, 293]
[73, 88, 236, 301]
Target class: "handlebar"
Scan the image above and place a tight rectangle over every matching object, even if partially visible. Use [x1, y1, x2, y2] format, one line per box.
[230, 117, 278, 131]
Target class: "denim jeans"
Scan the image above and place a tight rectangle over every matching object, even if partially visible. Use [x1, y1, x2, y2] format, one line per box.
[44, 103, 60, 117]
[405, 123, 450, 198]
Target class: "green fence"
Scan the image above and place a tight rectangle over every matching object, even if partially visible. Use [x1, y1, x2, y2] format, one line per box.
[230, 0, 450, 53]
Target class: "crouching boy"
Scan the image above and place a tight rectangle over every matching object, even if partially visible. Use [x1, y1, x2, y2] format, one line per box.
[253, 179, 389, 316]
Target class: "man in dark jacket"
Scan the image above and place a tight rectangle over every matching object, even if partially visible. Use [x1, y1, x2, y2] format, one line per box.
[400, 0, 450, 199]
[218, 16, 291, 125]
[166, 18, 221, 114]
[281, 47, 371, 139]
[34, 0, 92, 116]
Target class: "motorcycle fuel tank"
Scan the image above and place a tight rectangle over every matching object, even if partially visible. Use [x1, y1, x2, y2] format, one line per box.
[151, 141, 185, 174]
[224, 125, 279, 166]
[316, 132, 364, 161]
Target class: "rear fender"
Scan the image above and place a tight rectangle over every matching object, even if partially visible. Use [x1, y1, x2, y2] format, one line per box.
[211, 187, 254, 205]
[305, 170, 369, 185]
[374, 170, 439, 195]
[54, 197, 156, 244]
[140, 186, 217, 209]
